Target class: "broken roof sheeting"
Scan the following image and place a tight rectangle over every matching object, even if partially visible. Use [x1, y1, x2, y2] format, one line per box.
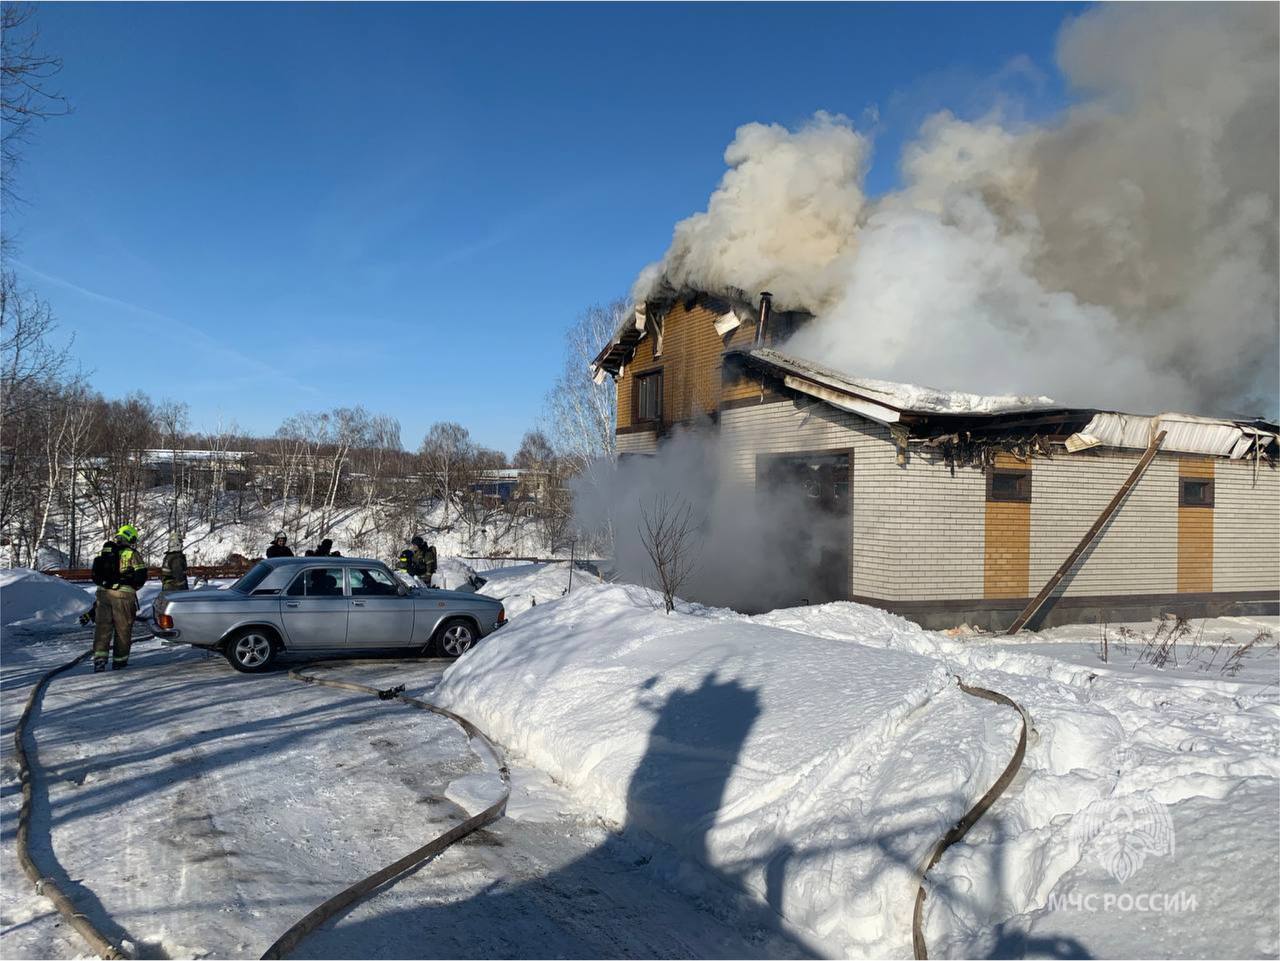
[1066, 412, 1278, 460]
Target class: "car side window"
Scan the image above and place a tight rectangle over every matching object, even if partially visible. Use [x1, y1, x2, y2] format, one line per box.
[287, 568, 346, 597]
[351, 568, 398, 596]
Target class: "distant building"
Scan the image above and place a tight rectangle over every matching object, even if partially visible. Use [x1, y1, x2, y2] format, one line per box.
[592, 290, 1279, 629]
[469, 468, 554, 507]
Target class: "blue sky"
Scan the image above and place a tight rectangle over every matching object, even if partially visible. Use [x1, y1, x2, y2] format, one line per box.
[10, 2, 1084, 454]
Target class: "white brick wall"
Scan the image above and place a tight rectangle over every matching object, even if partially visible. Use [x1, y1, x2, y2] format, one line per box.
[707, 402, 1280, 603]
[1031, 450, 1180, 597]
[1214, 458, 1280, 592]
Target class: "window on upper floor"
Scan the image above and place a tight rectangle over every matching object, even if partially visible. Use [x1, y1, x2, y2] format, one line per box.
[635, 370, 663, 424]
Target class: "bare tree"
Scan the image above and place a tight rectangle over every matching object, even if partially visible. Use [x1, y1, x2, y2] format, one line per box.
[155, 399, 189, 532]
[544, 300, 623, 472]
[2, 2, 71, 210]
[419, 421, 476, 523]
[638, 492, 700, 614]
[0, 268, 69, 427]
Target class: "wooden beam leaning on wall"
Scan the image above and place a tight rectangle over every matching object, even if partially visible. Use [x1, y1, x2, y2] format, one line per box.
[1006, 430, 1168, 635]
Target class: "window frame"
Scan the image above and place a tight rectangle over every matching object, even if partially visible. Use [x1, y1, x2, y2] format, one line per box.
[633, 368, 664, 425]
[350, 567, 400, 597]
[986, 466, 1032, 503]
[286, 566, 348, 597]
[1179, 476, 1215, 508]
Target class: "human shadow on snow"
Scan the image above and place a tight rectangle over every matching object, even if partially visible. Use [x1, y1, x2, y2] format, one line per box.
[290, 671, 820, 959]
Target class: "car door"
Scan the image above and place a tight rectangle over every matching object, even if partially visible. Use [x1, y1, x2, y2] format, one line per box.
[347, 566, 416, 648]
[280, 566, 349, 648]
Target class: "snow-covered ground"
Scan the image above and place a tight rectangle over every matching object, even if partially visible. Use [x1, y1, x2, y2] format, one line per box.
[3, 560, 1277, 959]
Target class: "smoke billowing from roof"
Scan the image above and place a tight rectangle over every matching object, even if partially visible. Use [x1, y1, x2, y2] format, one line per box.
[635, 4, 1279, 418]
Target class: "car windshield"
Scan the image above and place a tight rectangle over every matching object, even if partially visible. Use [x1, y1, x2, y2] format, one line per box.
[231, 562, 273, 594]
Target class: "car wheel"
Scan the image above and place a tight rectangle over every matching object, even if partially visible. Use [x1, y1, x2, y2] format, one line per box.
[433, 618, 476, 658]
[225, 628, 279, 673]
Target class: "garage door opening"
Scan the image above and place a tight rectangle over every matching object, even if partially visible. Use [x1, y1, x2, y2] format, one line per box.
[755, 451, 852, 610]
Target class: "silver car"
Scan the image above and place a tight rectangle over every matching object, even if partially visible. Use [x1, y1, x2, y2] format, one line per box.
[152, 556, 506, 672]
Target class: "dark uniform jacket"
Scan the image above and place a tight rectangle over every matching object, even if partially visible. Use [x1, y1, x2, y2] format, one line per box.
[161, 550, 189, 591]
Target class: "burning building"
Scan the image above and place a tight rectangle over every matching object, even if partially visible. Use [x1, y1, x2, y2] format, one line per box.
[590, 292, 1279, 630]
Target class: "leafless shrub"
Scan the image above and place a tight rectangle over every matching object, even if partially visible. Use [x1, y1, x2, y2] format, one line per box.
[638, 492, 701, 614]
[1220, 629, 1275, 677]
[1133, 615, 1192, 670]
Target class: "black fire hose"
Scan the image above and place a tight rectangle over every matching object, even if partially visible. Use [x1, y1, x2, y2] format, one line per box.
[13, 646, 131, 960]
[260, 660, 510, 960]
[911, 679, 1030, 960]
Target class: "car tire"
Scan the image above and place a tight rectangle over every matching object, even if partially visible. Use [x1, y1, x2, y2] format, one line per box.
[224, 627, 279, 673]
[432, 618, 477, 658]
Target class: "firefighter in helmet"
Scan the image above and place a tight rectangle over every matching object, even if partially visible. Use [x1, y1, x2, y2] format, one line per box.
[92, 524, 148, 672]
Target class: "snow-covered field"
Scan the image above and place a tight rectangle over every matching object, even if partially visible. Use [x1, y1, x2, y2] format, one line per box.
[3, 560, 1277, 959]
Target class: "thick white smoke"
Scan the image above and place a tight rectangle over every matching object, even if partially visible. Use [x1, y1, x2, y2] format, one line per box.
[637, 4, 1279, 417]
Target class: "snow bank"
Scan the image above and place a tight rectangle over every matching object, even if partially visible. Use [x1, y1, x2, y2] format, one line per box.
[0, 569, 92, 629]
[439, 572, 1279, 957]
[475, 561, 597, 616]
[436, 583, 1012, 957]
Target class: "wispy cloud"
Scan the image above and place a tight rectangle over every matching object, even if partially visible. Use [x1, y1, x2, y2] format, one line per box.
[11, 259, 320, 396]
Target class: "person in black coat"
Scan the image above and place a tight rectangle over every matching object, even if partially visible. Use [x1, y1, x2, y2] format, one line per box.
[313, 538, 335, 557]
[266, 532, 293, 558]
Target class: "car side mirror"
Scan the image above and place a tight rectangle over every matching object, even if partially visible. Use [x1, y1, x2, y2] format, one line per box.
[397, 583, 409, 596]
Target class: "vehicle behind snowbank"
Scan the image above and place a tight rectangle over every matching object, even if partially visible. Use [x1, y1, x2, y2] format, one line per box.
[153, 556, 504, 671]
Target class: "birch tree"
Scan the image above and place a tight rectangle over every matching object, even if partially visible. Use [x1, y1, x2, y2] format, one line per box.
[544, 300, 623, 472]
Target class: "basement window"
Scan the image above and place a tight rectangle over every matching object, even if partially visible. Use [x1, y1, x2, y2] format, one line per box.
[635, 370, 663, 424]
[1179, 477, 1214, 508]
[987, 467, 1032, 503]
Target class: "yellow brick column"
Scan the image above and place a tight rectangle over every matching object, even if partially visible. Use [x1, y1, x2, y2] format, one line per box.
[984, 453, 1031, 599]
[1177, 457, 1214, 593]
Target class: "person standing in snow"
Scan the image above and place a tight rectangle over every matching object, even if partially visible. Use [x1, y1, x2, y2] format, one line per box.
[422, 540, 437, 586]
[91, 524, 148, 673]
[266, 532, 293, 558]
[161, 534, 189, 593]
[313, 538, 335, 557]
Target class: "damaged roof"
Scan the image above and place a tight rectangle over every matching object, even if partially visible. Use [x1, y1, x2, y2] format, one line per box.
[727, 347, 1279, 461]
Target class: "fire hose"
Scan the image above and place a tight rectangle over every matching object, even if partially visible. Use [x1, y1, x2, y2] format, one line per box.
[911, 679, 1030, 960]
[259, 660, 510, 959]
[15, 644, 508, 961]
[13, 637, 155, 961]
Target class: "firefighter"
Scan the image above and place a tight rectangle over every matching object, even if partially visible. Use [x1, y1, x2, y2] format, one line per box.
[396, 536, 427, 579]
[421, 539, 438, 586]
[162, 533, 189, 593]
[91, 524, 148, 673]
[265, 532, 293, 558]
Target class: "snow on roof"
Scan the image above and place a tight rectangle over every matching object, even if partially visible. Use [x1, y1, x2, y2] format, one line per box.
[736, 348, 1278, 459]
[741, 347, 1061, 419]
